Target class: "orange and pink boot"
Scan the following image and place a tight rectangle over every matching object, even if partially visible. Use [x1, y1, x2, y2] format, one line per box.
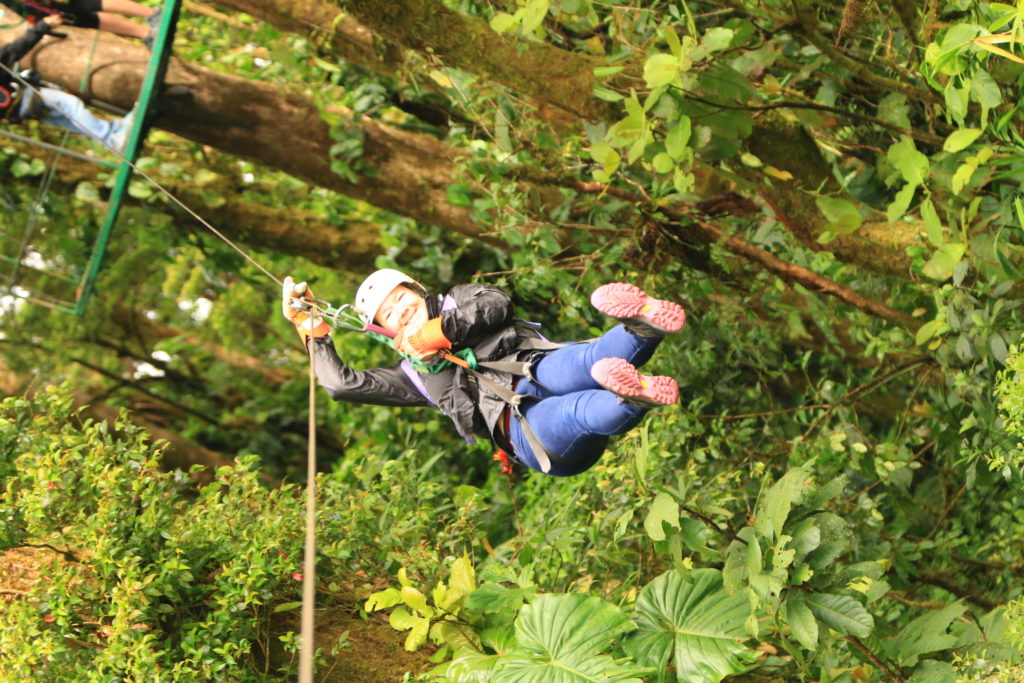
[591, 357, 679, 407]
[589, 283, 684, 406]
[590, 282, 686, 337]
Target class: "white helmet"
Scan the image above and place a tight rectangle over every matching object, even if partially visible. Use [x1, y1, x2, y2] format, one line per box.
[353, 268, 424, 325]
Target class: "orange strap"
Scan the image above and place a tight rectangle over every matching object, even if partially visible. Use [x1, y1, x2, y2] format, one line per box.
[404, 317, 451, 357]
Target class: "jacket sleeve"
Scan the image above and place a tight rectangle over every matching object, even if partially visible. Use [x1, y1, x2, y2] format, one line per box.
[439, 284, 514, 348]
[0, 23, 51, 69]
[310, 335, 431, 407]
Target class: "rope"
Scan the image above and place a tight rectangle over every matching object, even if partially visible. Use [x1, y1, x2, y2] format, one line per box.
[299, 309, 319, 683]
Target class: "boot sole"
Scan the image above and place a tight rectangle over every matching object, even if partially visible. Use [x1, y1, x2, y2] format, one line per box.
[591, 357, 679, 407]
[590, 283, 686, 335]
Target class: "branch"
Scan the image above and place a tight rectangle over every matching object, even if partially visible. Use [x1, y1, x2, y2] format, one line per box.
[924, 482, 967, 540]
[680, 504, 747, 545]
[885, 590, 947, 610]
[846, 636, 905, 682]
[918, 572, 998, 611]
[18, 542, 79, 563]
[680, 92, 943, 146]
[794, 21, 939, 104]
[698, 404, 830, 420]
[69, 356, 218, 426]
[802, 358, 931, 438]
[566, 179, 919, 329]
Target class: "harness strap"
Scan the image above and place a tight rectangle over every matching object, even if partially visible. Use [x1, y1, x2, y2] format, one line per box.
[460, 362, 569, 474]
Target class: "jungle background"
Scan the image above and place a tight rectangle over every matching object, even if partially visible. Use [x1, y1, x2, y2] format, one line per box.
[2, 0, 1024, 680]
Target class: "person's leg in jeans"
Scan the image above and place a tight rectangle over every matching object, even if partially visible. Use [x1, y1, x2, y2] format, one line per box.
[510, 389, 648, 476]
[526, 324, 660, 396]
[508, 282, 686, 475]
[34, 88, 125, 149]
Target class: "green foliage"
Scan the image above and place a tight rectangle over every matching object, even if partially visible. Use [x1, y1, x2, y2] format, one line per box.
[623, 569, 755, 682]
[0, 387, 305, 679]
[8, 0, 1024, 679]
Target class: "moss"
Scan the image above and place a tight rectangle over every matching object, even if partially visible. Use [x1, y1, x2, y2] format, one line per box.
[268, 605, 434, 681]
[345, 0, 611, 119]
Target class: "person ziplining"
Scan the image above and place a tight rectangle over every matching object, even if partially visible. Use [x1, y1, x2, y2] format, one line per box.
[1, 0, 161, 47]
[281, 270, 685, 476]
[0, 15, 136, 152]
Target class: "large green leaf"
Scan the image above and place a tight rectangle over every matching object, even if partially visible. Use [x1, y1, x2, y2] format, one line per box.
[888, 136, 930, 187]
[623, 569, 756, 682]
[492, 593, 645, 682]
[805, 593, 874, 638]
[784, 592, 818, 650]
[644, 491, 680, 541]
[447, 646, 506, 682]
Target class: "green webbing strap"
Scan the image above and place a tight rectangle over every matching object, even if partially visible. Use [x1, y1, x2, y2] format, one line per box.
[78, 27, 98, 96]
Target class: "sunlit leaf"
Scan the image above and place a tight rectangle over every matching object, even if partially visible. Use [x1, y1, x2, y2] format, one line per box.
[665, 117, 692, 161]
[624, 569, 756, 682]
[644, 53, 681, 88]
[943, 128, 983, 152]
[921, 243, 966, 280]
[754, 467, 811, 542]
[814, 197, 862, 235]
[644, 491, 680, 541]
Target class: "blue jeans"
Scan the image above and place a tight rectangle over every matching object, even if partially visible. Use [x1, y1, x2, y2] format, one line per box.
[510, 325, 662, 476]
[21, 87, 125, 149]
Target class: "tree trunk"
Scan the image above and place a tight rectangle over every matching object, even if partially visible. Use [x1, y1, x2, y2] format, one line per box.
[2, 25, 497, 245]
[213, 0, 924, 278]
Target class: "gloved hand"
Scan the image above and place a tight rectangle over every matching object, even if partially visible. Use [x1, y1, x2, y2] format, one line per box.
[394, 317, 451, 361]
[282, 276, 329, 345]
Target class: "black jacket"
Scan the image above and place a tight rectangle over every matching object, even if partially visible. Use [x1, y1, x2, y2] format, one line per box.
[311, 283, 548, 447]
[0, 21, 52, 94]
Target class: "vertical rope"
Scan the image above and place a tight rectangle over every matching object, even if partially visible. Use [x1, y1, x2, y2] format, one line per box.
[299, 327, 318, 683]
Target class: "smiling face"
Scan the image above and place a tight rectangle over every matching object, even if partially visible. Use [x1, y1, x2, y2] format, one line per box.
[375, 284, 429, 337]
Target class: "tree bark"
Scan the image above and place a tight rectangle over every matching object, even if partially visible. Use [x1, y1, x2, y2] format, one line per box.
[2, 25, 499, 246]
[216, 0, 923, 278]
[337, 0, 612, 121]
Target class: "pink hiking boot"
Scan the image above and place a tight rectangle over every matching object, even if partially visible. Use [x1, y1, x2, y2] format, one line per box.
[591, 357, 679, 407]
[590, 283, 686, 337]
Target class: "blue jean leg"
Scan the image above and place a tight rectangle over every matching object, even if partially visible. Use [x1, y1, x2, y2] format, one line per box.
[524, 324, 661, 397]
[510, 389, 647, 476]
[33, 88, 122, 148]
[507, 326, 665, 475]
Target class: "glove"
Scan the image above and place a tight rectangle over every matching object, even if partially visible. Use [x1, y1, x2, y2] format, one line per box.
[395, 317, 451, 361]
[282, 276, 329, 345]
